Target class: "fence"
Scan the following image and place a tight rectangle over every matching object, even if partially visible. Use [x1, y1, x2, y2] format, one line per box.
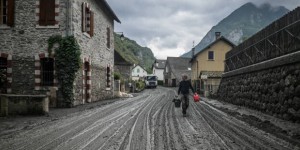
[225, 7, 300, 72]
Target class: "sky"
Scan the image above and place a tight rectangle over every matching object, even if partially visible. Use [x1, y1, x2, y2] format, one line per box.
[107, 0, 300, 59]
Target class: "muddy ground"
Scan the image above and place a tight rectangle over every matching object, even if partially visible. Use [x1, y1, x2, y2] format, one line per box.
[0, 87, 299, 150]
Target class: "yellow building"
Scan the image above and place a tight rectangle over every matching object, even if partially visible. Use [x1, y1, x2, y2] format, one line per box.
[190, 33, 235, 97]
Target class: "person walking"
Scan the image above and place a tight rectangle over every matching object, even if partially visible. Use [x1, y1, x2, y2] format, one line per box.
[177, 74, 195, 116]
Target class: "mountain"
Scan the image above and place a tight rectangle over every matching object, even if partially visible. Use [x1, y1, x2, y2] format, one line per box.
[181, 2, 289, 58]
[114, 33, 156, 73]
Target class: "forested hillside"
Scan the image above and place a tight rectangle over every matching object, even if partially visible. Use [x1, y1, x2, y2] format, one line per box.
[114, 33, 155, 73]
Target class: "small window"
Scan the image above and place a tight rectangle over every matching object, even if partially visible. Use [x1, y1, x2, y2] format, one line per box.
[41, 58, 54, 86]
[106, 66, 111, 88]
[137, 68, 140, 73]
[208, 51, 214, 60]
[106, 27, 111, 48]
[0, 0, 14, 26]
[39, 0, 56, 26]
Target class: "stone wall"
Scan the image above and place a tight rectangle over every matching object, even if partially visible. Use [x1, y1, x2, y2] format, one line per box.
[0, 0, 116, 107]
[72, 0, 115, 105]
[0, 0, 68, 96]
[114, 65, 132, 80]
[218, 53, 300, 122]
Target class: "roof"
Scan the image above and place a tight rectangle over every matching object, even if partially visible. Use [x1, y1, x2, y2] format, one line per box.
[132, 64, 147, 72]
[114, 50, 132, 66]
[166, 57, 192, 81]
[153, 59, 166, 69]
[190, 36, 235, 63]
[96, 0, 121, 23]
[200, 71, 223, 78]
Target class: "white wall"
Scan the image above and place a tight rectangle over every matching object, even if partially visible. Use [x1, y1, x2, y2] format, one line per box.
[132, 65, 148, 78]
[153, 68, 164, 81]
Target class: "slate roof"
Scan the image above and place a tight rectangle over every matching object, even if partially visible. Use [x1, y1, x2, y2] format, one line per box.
[153, 59, 166, 69]
[96, 0, 121, 23]
[200, 71, 223, 78]
[190, 36, 235, 62]
[166, 57, 192, 81]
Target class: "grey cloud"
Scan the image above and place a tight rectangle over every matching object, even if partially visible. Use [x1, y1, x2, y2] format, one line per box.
[107, 0, 299, 59]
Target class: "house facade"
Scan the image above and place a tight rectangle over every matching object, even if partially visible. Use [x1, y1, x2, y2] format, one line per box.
[190, 32, 235, 96]
[131, 65, 148, 81]
[0, 0, 120, 107]
[164, 57, 191, 87]
[114, 50, 133, 81]
[152, 59, 166, 82]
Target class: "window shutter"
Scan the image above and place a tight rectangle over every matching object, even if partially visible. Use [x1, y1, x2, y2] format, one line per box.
[39, 0, 47, 25]
[7, 0, 15, 26]
[47, 0, 56, 25]
[90, 11, 94, 37]
[82, 3, 86, 32]
[107, 28, 110, 48]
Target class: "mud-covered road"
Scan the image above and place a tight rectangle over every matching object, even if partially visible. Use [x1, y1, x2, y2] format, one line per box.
[0, 87, 297, 150]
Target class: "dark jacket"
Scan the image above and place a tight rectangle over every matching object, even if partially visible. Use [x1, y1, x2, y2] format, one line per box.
[178, 80, 195, 95]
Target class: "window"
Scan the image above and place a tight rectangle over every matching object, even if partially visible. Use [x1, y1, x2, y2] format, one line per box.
[106, 27, 110, 48]
[106, 66, 111, 88]
[41, 58, 54, 86]
[0, 57, 7, 93]
[82, 2, 94, 36]
[0, 0, 14, 26]
[208, 51, 214, 60]
[137, 68, 140, 73]
[39, 0, 56, 26]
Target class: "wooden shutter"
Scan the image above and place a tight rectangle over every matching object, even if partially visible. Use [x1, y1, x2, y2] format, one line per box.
[107, 28, 110, 48]
[47, 0, 56, 25]
[39, 0, 55, 25]
[82, 3, 86, 32]
[90, 11, 94, 37]
[39, 0, 47, 25]
[7, 0, 15, 26]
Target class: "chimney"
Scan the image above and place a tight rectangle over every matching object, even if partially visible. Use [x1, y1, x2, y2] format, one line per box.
[215, 32, 221, 40]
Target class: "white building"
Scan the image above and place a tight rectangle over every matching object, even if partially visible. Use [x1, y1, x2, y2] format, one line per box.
[152, 59, 166, 81]
[132, 65, 148, 81]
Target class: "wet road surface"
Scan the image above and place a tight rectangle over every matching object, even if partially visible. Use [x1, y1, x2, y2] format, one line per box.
[0, 87, 296, 150]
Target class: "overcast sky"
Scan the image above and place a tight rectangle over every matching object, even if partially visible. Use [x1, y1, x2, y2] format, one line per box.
[107, 0, 299, 59]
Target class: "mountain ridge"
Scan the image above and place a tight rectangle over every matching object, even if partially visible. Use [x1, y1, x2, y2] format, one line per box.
[181, 2, 290, 58]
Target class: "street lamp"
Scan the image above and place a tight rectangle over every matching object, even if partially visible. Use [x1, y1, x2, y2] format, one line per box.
[115, 32, 125, 41]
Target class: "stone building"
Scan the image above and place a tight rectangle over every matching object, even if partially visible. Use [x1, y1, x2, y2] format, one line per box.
[164, 57, 191, 87]
[114, 50, 133, 81]
[0, 0, 120, 107]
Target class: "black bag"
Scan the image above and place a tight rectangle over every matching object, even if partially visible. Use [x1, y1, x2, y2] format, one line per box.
[174, 97, 181, 108]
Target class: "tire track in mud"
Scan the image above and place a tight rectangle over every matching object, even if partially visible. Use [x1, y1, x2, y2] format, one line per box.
[0, 95, 149, 150]
[193, 100, 294, 150]
[59, 94, 157, 150]
[164, 89, 190, 150]
[1, 87, 296, 150]
[81, 90, 165, 150]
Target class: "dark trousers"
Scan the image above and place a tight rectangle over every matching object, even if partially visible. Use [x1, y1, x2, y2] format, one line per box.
[181, 94, 189, 114]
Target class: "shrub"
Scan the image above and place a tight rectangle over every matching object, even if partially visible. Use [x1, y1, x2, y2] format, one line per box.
[114, 72, 121, 80]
